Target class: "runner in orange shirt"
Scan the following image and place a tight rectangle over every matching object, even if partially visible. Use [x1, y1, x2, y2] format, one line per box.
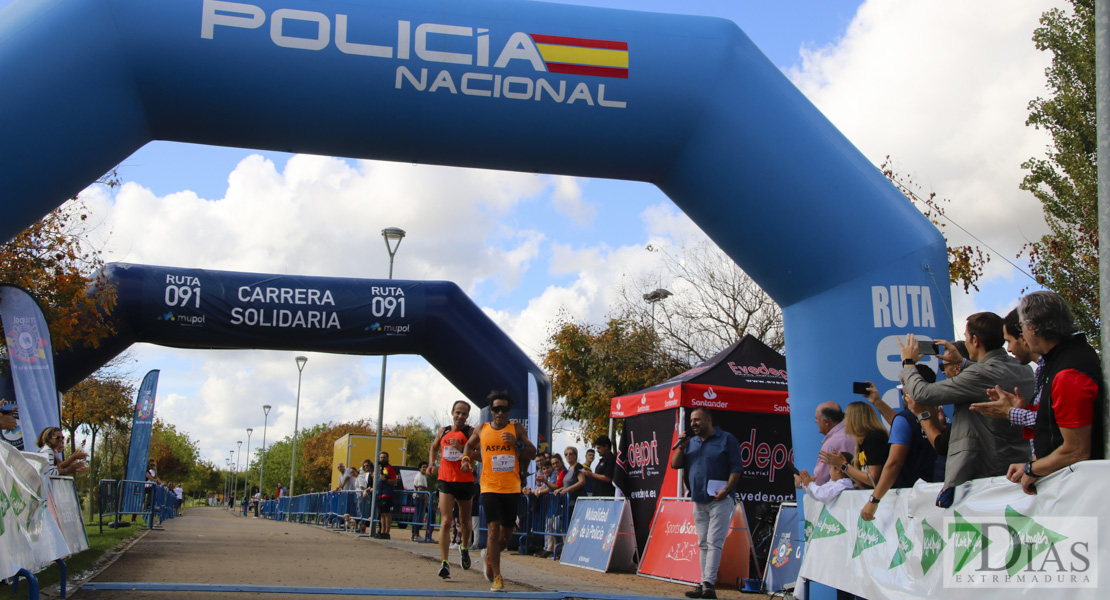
[427, 400, 477, 578]
[462, 390, 535, 592]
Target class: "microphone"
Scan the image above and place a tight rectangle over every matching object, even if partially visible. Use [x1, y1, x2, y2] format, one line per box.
[672, 429, 694, 450]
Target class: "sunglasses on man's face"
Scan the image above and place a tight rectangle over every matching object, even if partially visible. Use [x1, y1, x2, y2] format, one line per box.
[490, 405, 510, 414]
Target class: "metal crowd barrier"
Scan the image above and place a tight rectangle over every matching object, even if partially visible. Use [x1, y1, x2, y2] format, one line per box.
[96, 479, 179, 532]
[520, 493, 572, 558]
[267, 489, 574, 556]
[357, 490, 435, 541]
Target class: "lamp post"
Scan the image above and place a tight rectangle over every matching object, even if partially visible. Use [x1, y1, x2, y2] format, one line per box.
[242, 428, 253, 502]
[224, 457, 231, 506]
[639, 288, 673, 443]
[259, 405, 271, 495]
[235, 441, 242, 508]
[370, 226, 405, 537]
[227, 451, 234, 507]
[289, 355, 308, 496]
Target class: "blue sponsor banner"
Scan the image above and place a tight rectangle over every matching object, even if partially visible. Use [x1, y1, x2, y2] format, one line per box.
[560, 497, 637, 573]
[0, 285, 59, 451]
[763, 502, 804, 593]
[122, 370, 159, 513]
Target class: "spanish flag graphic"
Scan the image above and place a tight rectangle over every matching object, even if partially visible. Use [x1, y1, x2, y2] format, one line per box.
[529, 34, 628, 79]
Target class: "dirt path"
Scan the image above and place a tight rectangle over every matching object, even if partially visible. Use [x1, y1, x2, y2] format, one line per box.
[69, 507, 766, 599]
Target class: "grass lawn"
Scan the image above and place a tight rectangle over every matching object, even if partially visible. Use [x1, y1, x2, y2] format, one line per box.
[6, 515, 149, 599]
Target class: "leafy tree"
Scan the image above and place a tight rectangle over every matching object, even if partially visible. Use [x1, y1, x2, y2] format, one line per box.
[298, 420, 377, 491]
[615, 240, 784, 361]
[384, 416, 436, 469]
[61, 375, 133, 485]
[1020, 0, 1099, 346]
[879, 157, 990, 293]
[0, 188, 120, 364]
[149, 419, 201, 484]
[251, 422, 330, 495]
[542, 316, 688, 444]
[184, 460, 225, 498]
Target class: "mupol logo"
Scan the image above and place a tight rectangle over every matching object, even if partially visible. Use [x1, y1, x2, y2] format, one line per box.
[202, 0, 628, 109]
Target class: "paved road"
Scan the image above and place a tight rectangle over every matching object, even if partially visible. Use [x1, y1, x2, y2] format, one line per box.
[69, 507, 764, 600]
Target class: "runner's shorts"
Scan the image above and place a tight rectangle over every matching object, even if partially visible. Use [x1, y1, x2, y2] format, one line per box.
[482, 492, 518, 528]
[438, 480, 475, 502]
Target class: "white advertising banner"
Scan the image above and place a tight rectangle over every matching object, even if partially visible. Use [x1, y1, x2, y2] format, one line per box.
[798, 461, 1108, 599]
[0, 442, 80, 580]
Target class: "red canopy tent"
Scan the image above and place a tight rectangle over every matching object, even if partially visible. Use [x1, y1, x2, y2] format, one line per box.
[610, 334, 794, 556]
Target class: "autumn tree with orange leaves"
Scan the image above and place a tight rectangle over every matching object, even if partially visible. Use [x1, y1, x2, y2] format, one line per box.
[0, 187, 120, 364]
[61, 375, 133, 476]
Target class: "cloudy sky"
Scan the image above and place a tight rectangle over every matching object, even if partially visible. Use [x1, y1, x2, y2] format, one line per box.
[6, 0, 1063, 470]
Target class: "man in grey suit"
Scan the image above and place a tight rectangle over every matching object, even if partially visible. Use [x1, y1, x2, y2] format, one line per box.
[898, 312, 1034, 503]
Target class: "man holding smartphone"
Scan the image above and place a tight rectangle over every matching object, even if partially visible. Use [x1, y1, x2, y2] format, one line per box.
[897, 312, 1033, 506]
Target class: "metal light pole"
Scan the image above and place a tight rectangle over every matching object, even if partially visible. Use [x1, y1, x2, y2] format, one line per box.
[242, 428, 253, 502]
[370, 226, 405, 536]
[224, 457, 231, 506]
[227, 451, 234, 507]
[637, 288, 673, 441]
[259, 405, 271, 495]
[289, 355, 308, 497]
[234, 441, 242, 511]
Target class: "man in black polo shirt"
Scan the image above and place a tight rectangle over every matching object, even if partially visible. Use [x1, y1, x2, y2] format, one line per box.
[1004, 291, 1104, 494]
[584, 435, 616, 497]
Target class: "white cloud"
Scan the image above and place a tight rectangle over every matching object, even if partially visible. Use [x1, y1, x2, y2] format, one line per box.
[789, 0, 1060, 292]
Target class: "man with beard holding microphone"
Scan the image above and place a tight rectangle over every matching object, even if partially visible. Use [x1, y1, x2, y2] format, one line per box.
[670, 407, 743, 600]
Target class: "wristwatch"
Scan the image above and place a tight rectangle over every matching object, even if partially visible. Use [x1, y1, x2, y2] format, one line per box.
[1024, 461, 1041, 478]
[515, 440, 525, 451]
[902, 358, 916, 366]
[917, 411, 931, 422]
[839, 463, 849, 473]
[868, 494, 881, 504]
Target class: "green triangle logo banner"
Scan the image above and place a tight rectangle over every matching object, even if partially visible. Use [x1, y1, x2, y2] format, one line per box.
[853, 515, 886, 558]
[0, 485, 10, 520]
[1003, 505, 1068, 576]
[9, 481, 26, 517]
[920, 520, 945, 575]
[948, 511, 989, 573]
[812, 506, 847, 540]
[889, 518, 913, 569]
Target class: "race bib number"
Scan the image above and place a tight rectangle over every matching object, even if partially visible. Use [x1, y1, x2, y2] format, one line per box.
[442, 444, 462, 461]
[491, 454, 516, 473]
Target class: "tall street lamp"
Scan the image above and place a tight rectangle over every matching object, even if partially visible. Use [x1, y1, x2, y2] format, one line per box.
[242, 428, 253, 502]
[224, 457, 231, 505]
[289, 355, 308, 496]
[235, 440, 242, 507]
[370, 226, 405, 536]
[259, 405, 271, 495]
[227, 451, 234, 507]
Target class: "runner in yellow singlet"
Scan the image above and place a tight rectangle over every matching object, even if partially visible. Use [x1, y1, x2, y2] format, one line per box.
[461, 390, 535, 592]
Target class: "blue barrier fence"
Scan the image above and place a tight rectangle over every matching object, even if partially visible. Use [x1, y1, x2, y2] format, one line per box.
[96, 479, 179, 533]
[258, 488, 575, 556]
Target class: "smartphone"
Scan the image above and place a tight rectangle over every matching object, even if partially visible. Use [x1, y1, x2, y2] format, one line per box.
[852, 381, 870, 395]
[917, 340, 940, 355]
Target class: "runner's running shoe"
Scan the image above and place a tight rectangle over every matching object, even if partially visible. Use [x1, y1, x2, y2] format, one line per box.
[438, 561, 450, 578]
[490, 575, 504, 592]
[460, 547, 471, 570]
[482, 549, 492, 582]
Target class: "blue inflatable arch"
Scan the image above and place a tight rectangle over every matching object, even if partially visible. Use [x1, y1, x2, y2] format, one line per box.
[1, 0, 952, 510]
[49, 262, 554, 448]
